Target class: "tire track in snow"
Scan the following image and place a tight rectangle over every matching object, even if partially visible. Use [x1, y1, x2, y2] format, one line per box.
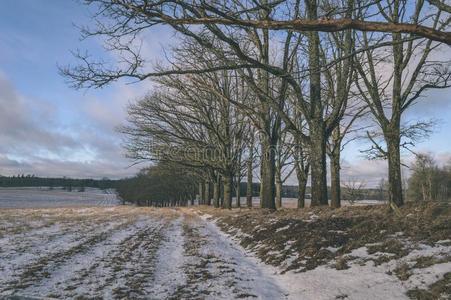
[0, 216, 140, 295]
[150, 215, 187, 298]
[17, 216, 161, 298]
[171, 212, 287, 299]
[0, 208, 146, 291]
[78, 216, 169, 299]
[17, 212, 178, 299]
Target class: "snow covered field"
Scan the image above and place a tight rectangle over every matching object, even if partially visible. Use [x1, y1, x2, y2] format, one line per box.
[0, 187, 120, 208]
[1, 200, 449, 299]
[0, 206, 285, 299]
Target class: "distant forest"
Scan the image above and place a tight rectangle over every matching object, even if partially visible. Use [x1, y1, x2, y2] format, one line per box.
[0, 175, 117, 190]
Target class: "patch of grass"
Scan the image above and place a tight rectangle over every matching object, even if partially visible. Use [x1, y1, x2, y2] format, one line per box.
[335, 257, 350, 270]
[407, 272, 451, 299]
[413, 255, 451, 269]
[367, 239, 408, 257]
[393, 262, 412, 281]
[200, 201, 451, 285]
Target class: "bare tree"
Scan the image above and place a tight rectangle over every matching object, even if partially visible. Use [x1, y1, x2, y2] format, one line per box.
[121, 65, 249, 209]
[62, 0, 450, 210]
[342, 178, 367, 205]
[293, 136, 310, 208]
[354, 0, 451, 207]
[246, 134, 256, 208]
[275, 129, 296, 208]
[60, 0, 346, 208]
[326, 105, 368, 208]
[409, 153, 436, 202]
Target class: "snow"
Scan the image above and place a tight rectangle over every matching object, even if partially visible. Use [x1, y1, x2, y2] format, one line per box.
[21, 217, 156, 297]
[152, 216, 187, 298]
[207, 214, 451, 300]
[276, 224, 291, 232]
[0, 200, 449, 299]
[264, 242, 451, 300]
[281, 253, 299, 269]
[193, 215, 287, 299]
[324, 246, 341, 254]
[0, 187, 120, 208]
[0, 206, 287, 299]
[274, 263, 409, 299]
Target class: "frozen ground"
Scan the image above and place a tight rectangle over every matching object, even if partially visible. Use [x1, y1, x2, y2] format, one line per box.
[1, 204, 449, 299]
[204, 204, 451, 300]
[0, 187, 120, 208]
[0, 206, 285, 299]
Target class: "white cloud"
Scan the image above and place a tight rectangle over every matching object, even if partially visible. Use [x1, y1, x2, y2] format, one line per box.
[0, 72, 142, 178]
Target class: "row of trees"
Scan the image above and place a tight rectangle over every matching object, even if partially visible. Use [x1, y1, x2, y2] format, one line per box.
[63, 0, 451, 209]
[408, 154, 451, 202]
[116, 163, 197, 206]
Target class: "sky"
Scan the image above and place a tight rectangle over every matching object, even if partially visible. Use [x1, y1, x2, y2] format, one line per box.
[0, 0, 450, 184]
[0, 0, 172, 179]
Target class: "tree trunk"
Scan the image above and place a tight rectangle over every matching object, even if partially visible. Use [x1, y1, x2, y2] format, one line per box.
[275, 168, 282, 209]
[190, 186, 195, 206]
[220, 178, 224, 208]
[298, 176, 307, 208]
[223, 174, 233, 209]
[236, 178, 241, 208]
[306, 0, 328, 207]
[310, 122, 329, 206]
[198, 182, 205, 205]
[213, 175, 220, 208]
[204, 181, 211, 206]
[246, 162, 253, 208]
[294, 134, 309, 208]
[260, 138, 276, 209]
[427, 174, 433, 201]
[246, 138, 254, 208]
[330, 150, 341, 208]
[258, 3, 276, 210]
[387, 137, 404, 207]
[422, 184, 427, 202]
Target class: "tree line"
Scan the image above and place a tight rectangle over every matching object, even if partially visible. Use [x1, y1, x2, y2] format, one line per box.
[116, 163, 392, 207]
[62, 0, 451, 209]
[0, 175, 116, 190]
[116, 163, 197, 206]
[408, 153, 451, 202]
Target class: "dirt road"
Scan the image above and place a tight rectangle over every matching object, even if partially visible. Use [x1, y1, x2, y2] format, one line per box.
[0, 206, 286, 299]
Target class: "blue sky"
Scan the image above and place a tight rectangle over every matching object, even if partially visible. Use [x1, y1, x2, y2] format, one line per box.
[0, 0, 450, 183]
[0, 0, 149, 178]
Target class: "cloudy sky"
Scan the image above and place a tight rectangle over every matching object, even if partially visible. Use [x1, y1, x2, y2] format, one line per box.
[0, 0, 450, 183]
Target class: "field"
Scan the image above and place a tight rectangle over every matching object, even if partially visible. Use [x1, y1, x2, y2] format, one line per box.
[0, 189, 450, 299]
[0, 188, 120, 208]
[0, 206, 286, 299]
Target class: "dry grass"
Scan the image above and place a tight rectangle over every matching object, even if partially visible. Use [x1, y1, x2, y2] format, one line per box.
[407, 272, 451, 299]
[0, 206, 177, 298]
[197, 201, 451, 297]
